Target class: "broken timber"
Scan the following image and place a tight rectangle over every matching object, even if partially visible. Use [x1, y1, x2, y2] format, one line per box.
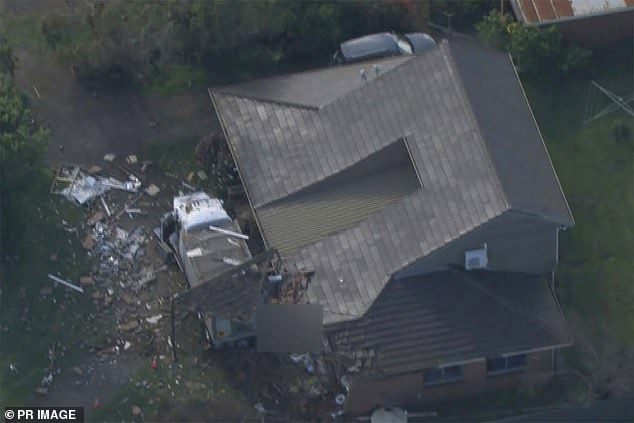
[48, 274, 84, 293]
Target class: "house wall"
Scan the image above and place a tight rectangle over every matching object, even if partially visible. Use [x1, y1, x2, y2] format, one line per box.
[345, 349, 554, 415]
[395, 212, 559, 280]
[550, 10, 634, 48]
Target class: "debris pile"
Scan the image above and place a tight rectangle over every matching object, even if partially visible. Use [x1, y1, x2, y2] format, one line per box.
[51, 164, 140, 206]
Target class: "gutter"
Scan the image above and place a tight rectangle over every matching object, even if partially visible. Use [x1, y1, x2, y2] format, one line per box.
[208, 88, 270, 251]
[508, 55, 575, 227]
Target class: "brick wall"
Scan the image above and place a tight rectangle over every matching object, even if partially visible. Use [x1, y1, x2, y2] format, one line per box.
[345, 349, 554, 415]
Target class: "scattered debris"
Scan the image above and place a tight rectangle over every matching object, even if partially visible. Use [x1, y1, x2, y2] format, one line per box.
[197, 170, 208, 181]
[182, 181, 196, 191]
[126, 155, 138, 165]
[48, 274, 84, 293]
[72, 367, 82, 376]
[120, 320, 139, 331]
[87, 165, 102, 174]
[335, 393, 346, 406]
[124, 341, 132, 351]
[131, 405, 142, 417]
[87, 211, 104, 226]
[52, 164, 141, 206]
[145, 314, 163, 324]
[79, 276, 94, 286]
[145, 184, 160, 197]
[36, 387, 48, 396]
[104, 153, 116, 162]
[82, 234, 95, 250]
[100, 196, 111, 217]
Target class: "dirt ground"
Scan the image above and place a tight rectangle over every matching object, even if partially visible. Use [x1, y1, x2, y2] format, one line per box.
[9, 36, 342, 421]
[13, 49, 218, 168]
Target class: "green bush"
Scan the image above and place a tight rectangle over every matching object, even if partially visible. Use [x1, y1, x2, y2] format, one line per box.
[476, 10, 592, 77]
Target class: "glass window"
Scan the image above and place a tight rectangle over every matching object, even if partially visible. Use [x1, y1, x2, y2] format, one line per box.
[507, 354, 527, 369]
[443, 365, 463, 382]
[423, 365, 463, 386]
[423, 368, 442, 385]
[487, 353, 527, 374]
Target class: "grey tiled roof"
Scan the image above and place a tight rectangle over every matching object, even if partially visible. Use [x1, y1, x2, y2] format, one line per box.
[327, 270, 571, 378]
[211, 38, 572, 324]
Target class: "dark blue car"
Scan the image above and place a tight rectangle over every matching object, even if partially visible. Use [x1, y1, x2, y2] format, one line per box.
[332, 32, 437, 64]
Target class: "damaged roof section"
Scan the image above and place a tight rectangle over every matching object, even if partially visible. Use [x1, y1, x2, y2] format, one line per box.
[328, 270, 571, 378]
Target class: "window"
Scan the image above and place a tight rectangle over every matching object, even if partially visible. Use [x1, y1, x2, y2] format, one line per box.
[423, 365, 463, 386]
[487, 353, 527, 375]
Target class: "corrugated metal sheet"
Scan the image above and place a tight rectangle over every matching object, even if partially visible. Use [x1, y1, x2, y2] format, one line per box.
[571, 0, 628, 16]
[513, 0, 631, 24]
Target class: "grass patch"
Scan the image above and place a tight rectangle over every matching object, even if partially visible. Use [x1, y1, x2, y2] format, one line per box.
[142, 136, 222, 197]
[522, 38, 633, 371]
[0, 12, 48, 51]
[0, 168, 99, 407]
[143, 136, 199, 177]
[144, 65, 212, 97]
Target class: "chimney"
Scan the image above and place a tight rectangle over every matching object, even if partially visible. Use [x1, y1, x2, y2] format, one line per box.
[360, 68, 367, 82]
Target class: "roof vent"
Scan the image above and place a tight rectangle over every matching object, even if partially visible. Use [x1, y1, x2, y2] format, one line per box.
[465, 243, 488, 271]
[360, 68, 367, 82]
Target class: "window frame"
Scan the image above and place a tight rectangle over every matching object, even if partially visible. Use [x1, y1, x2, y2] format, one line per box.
[486, 353, 528, 376]
[423, 365, 464, 387]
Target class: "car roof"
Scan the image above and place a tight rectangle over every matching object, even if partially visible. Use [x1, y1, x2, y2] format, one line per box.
[340, 32, 399, 62]
[404, 32, 437, 53]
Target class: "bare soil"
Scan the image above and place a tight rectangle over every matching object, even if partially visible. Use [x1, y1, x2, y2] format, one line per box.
[13, 49, 218, 168]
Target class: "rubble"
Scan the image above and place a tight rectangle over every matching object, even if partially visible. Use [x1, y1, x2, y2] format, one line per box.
[51, 164, 142, 206]
[120, 320, 139, 331]
[145, 314, 163, 325]
[48, 274, 84, 294]
[131, 405, 142, 417]
[145, 184, 160, 197]
[35, 387, 48, 396]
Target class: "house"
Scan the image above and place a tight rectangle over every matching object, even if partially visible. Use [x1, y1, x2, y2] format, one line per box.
[210, 37, 574, 414]
[509, 0, 634, 47]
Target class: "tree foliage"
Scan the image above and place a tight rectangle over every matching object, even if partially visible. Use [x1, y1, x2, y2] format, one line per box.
[476, 10, 591, 77]
[0, 74, 49, 258]
[0, 35, 16, 77]
[38, 0, 429, 86]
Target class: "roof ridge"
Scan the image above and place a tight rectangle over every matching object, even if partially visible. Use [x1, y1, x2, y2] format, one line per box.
[212, 90, 320, 111]
[453, 269, 568, 345]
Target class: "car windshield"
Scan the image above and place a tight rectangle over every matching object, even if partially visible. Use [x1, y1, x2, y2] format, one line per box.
[394, 34, 413, 55]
